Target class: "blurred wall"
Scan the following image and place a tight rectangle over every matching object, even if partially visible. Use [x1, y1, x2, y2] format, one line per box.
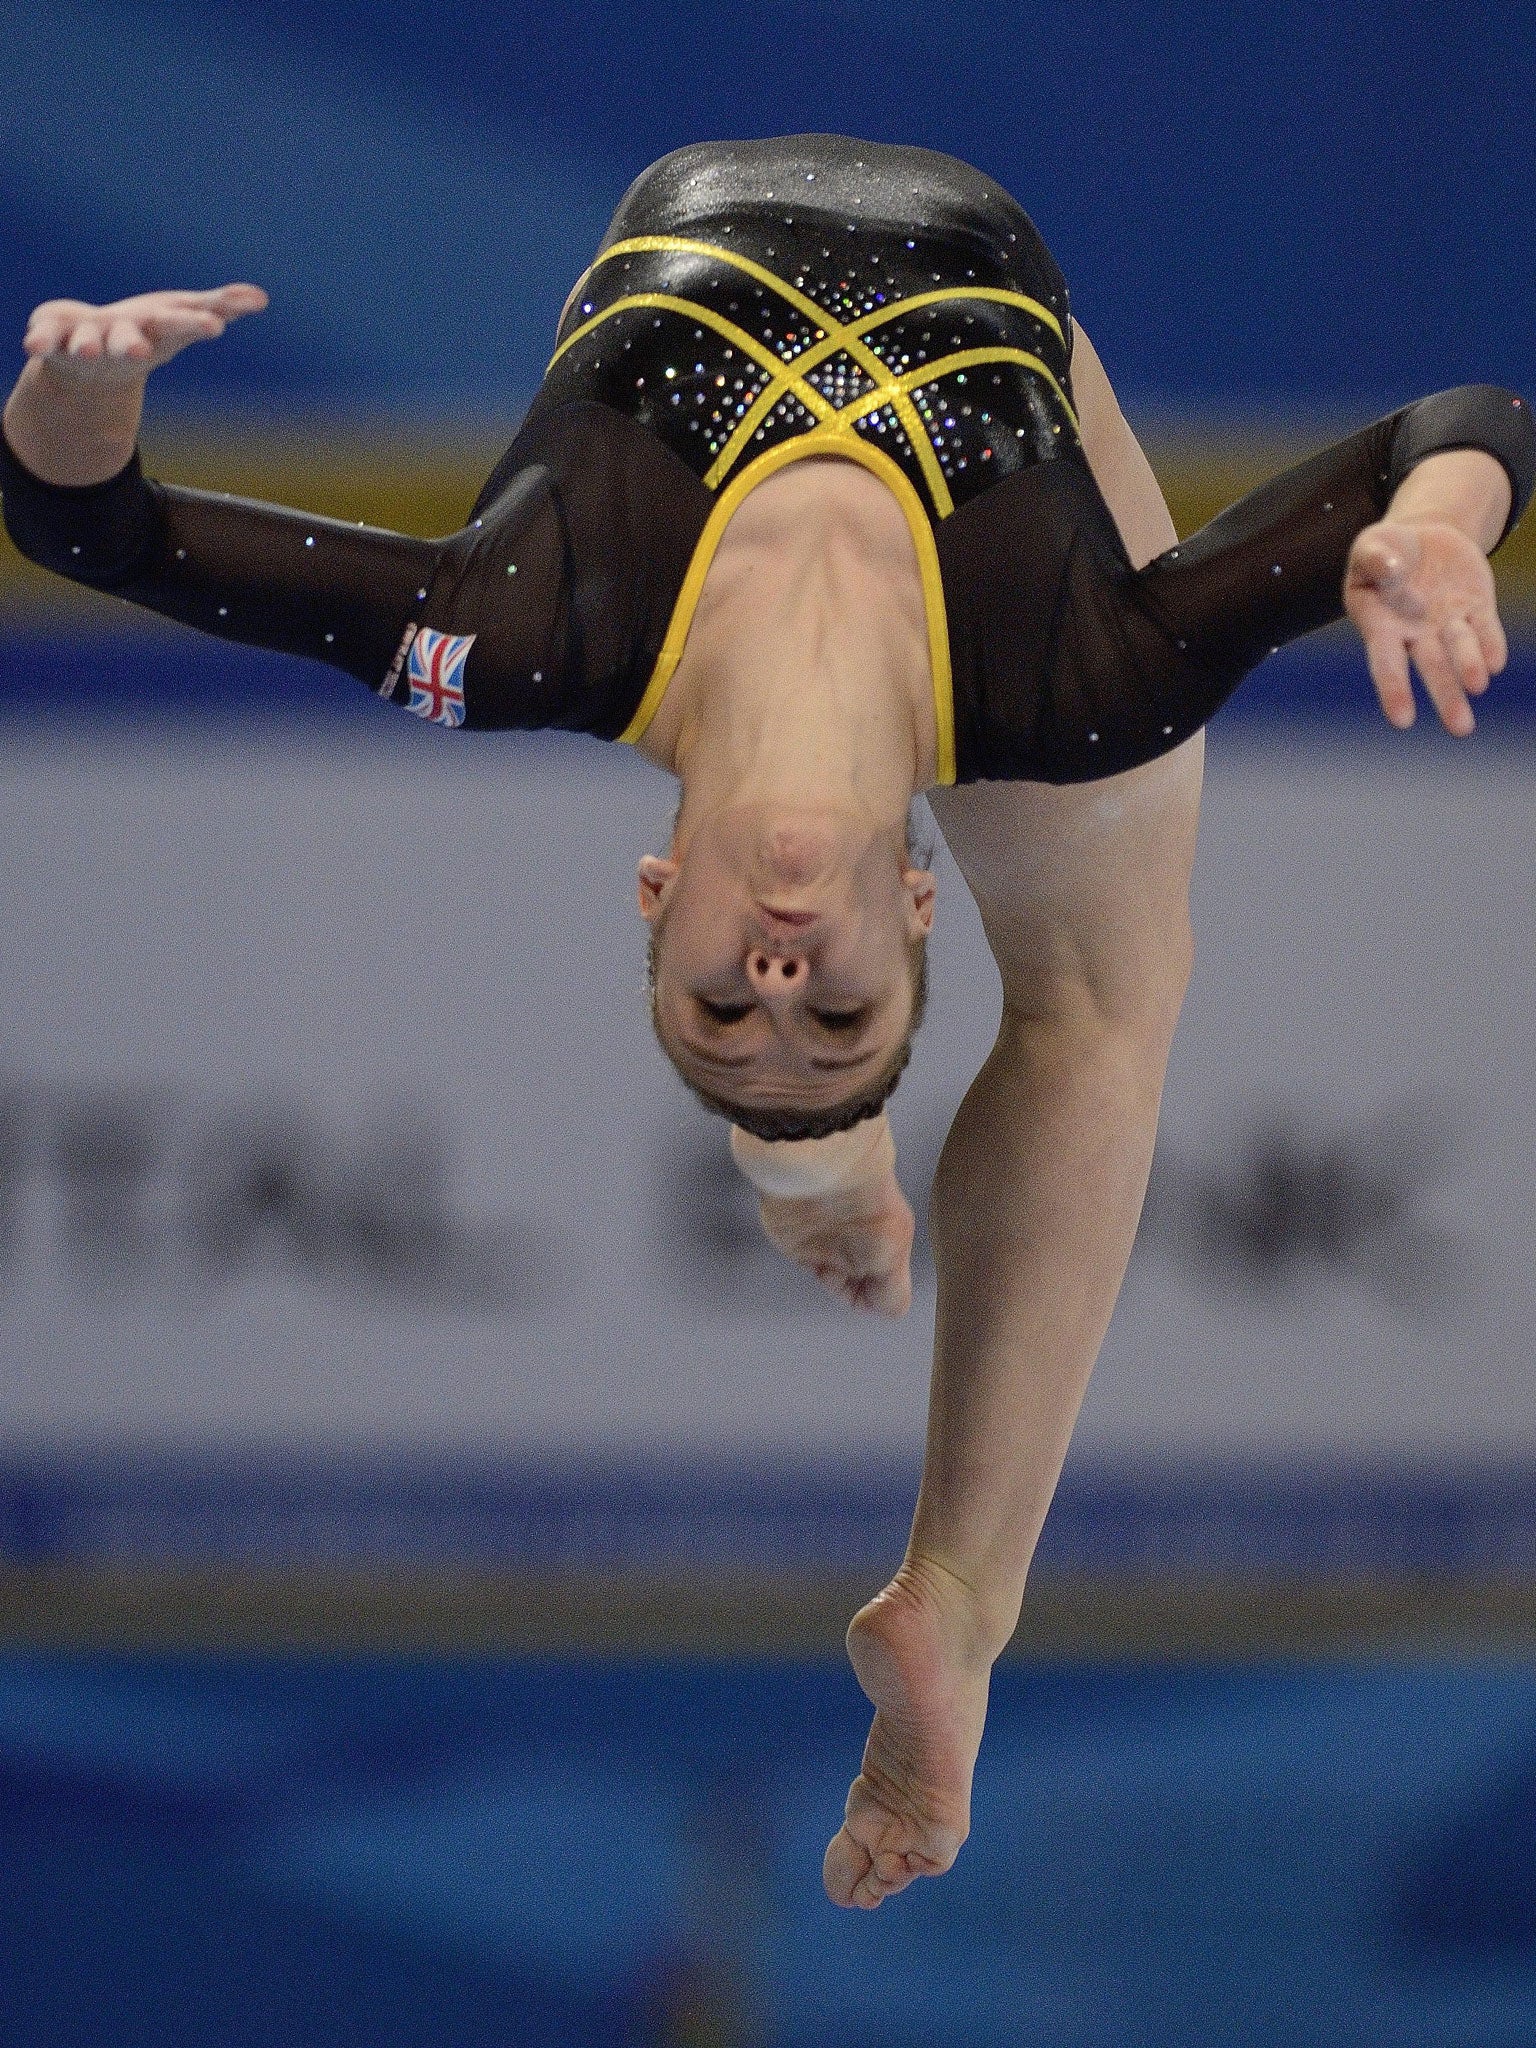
[0, 702, 1532, 1478]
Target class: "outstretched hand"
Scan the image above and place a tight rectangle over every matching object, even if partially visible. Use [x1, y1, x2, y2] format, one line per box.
[1344, 518, 1508, 736]
[22, 285, 269, 385]
[755, 1162, 915, 1315]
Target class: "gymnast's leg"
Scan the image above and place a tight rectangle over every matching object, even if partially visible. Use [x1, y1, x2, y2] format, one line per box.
[823, 735, 1204, 1907]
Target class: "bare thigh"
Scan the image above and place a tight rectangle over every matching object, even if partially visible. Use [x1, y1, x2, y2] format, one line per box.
[927, 734, 1205, 1019]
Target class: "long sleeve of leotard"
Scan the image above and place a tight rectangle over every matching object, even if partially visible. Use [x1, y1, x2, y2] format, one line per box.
[1134, 384, 1534, 689]
[969, 384, 1536, 784]
[8, 384, 1532, 774]
[0, 403, 702, 738]
[0, 424, 591, 728]
[0, 430, 444, 692]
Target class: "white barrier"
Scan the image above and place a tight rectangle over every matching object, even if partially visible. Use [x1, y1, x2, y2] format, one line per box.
[0, 720, 1530, 1467]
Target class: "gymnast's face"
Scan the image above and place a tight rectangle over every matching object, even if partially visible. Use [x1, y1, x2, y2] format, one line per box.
[638, 805, 935, 1115]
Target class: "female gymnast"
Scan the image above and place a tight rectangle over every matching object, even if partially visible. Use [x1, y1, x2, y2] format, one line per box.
[4, 136, 1530, 1911]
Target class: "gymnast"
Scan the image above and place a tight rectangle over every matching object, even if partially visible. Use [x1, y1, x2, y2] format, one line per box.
[4, 135, 1531, 1911]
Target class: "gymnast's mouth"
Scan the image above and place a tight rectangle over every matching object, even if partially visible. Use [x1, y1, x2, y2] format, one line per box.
[755, 905, 819, 929]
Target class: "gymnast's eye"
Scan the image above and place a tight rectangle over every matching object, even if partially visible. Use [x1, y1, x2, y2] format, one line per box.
[698, 998, 752, 1025]
[810, 1007, 867, 1032]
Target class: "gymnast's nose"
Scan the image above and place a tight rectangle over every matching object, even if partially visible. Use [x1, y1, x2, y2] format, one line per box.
[745, 948, 807, 998]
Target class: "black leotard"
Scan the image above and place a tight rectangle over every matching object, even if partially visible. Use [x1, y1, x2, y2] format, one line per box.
[4, 135, 1532, 783]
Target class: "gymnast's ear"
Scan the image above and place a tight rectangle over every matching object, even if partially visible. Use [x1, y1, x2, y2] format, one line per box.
[903, 865, 937, 938]
[637, 854, 679, 923]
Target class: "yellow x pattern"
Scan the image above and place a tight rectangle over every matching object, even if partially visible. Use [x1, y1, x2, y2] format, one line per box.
[556, 235, 945, 504]
[693, 280, 1073, 493]
[545, 287, 843, 423]
[822, 344, 1077, 442]
[549, 235, 1077, 520]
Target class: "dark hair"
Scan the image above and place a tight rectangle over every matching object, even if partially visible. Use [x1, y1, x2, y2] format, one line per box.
[647, 932, 929, 1142]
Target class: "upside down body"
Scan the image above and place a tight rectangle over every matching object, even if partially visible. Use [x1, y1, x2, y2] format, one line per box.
[3, 134, 1530, 1909]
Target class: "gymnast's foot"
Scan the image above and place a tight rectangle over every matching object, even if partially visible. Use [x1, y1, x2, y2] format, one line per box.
[823, 1557, 993, 1909]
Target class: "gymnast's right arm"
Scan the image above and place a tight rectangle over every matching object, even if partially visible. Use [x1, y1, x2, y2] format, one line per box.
[1, 286, 564, 724]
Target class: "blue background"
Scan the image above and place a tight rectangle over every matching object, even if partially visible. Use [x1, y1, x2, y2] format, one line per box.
[9, 1656, 1536, 2047]
[3, 0, 1532, 412]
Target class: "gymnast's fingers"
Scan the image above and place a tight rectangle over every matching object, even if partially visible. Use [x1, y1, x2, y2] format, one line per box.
[212, 282, 268, 316]
[63, 313, 106, 360]
[1444, 616, 1490, 699]
[1409, 630, 1475, 736]
[22, 304, 80, 355]
[823, 1823, 872, 1907]
[1349, 527, 1427, 621]
[1363, 625, 1415, 728]
[140, 310, 224, 348]
[169, 284, 269, 320]
[1472, 603, 1508, 678]
[104, 316, 152, 363]
[859, 1266, 913, 1317]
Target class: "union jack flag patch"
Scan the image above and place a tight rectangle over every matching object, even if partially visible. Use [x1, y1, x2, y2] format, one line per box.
[404, 625, 475, 727]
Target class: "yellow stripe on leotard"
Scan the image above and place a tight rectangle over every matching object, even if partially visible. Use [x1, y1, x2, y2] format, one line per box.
[549, 235, 1076, 522]
[616, 431, 957, 787]
[546, 291, 842, 428]
[549, 238, 1075, 787]
[698, 284, 1070, 490]
[591, 234, 963, 502]
[839, 347, 1079, 433]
